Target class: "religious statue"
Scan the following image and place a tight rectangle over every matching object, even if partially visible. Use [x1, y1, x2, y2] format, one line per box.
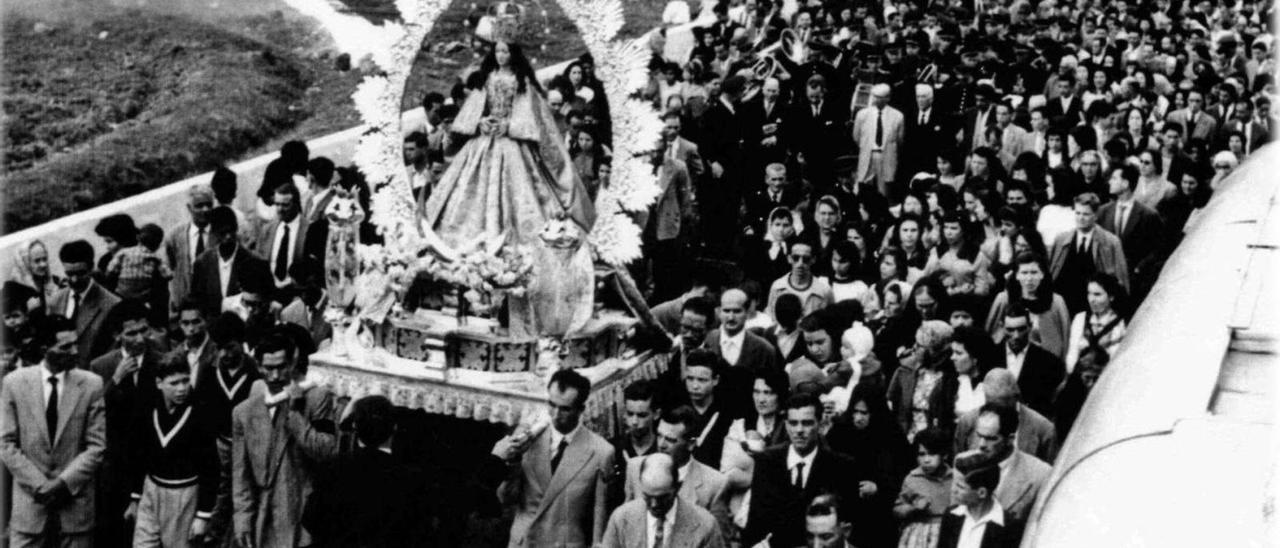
[421, 5, 595, 252]
[508, 216, 594, 338]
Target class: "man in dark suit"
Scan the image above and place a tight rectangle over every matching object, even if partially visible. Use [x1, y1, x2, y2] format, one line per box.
[704, 289, 781, 415]
[960, 84, 998, 152]
[743, 393, 864, 548]
[190, 207, 269, 319]
[740, 163, 804, 238]
[661, 112, 705, 183]
[1099, 169, 1165, 278]
[698, 75, 749, 252]
[163, 185, 215, 313]
[0, 316, 106, 548]
[783, 74, 849, 193]
[47, 240, 121, 366]
[1158, 125, 1195, 188]
[1069, 101, 1117, 154]
[303, 395, 433, 547]
[1217, 97, 1270, 154]
[171, 299, 217, 390]
[87, 300, 164, 547]
[602, 453, 724, 548]
[740, 77, 789, 189]
[936, 451, 1023, 548]
[998, 305, 1066, 418]
[903, 83, 953, 178]
[1043, 76, 1084, 130]
[496, 369, 615, 548]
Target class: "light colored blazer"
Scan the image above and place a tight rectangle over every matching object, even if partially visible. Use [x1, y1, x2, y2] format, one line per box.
[636, 158, 696, 242]
[601, 497, 725, 548]
[1048, 227, 1130, 290]
[498, 426, 616, 548]
[624, 457, 731, 534]
[852, 105, 905, 184]
[163, 220, 206, 311]
[0, 366, 105, 534]
[994, 450, 1052, 523]
[954, 405, 1058, 464]
[231, 380, 339, 548]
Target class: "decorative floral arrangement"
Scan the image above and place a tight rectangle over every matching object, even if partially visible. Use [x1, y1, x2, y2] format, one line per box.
[283, 0, 663, 272]
[418, 243, 535, 297]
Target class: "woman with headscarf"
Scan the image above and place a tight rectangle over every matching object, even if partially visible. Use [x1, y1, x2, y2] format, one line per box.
[887, 320, 958, 442]
[6, 239, 61, 313]
[826, 382, 914, 548]
[743, 207, 798, 288]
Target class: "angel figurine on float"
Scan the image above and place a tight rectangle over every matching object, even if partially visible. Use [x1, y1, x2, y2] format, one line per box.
[420, 3, 595, 252]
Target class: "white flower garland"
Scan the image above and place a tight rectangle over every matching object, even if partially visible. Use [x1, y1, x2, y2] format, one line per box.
[293, 0, 661, 268]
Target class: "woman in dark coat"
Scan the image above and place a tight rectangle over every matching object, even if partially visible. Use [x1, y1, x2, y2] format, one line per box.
[826, 382, 914, 548]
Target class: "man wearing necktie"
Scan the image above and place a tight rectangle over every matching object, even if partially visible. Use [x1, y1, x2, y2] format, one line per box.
[253, 182, 310, 295]
[1049, 192, 1130, 314]
[0, 317, 105, 548]
[601, 454, 725, 548]
[743, 394, 866, 548]
[852, 84, 905, 200]
[498, 369, 616, 548]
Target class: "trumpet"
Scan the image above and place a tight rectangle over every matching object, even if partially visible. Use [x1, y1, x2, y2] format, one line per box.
[753, 27, 810, 65]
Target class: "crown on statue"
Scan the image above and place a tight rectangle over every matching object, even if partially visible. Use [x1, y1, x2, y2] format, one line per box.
[488, 1, 528, 44]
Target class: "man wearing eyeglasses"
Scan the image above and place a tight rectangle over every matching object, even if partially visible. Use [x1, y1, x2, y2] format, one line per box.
[766, 240, 834, 318]
[497, 369, 616, 548]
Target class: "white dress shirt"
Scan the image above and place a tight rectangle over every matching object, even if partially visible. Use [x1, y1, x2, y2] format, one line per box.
[217, 247, 237, 298]
[186, 336, 208, 386]
[646, 499, 678, 548]
[1005, 345, 1027, 380]
[549, 423, 581, 459]
[719, 328, 746, 366]
[786, 445, 817, 488]
[271, 217, 302, 280]
[952, 499, 1007, 548]
[43, 367, 67, 408]
[1114, 198, 1134, 235]
[189, 224, 207, 264]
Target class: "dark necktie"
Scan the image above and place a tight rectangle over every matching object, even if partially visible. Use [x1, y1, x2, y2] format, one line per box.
[875, 108, 884, 147]
[1078, 236, 1089, 255]
[274, 224, 290, 281]
[919, 110, 927, 126]
[794, 462, 806, 489]
[195, 228, 206, 258]
[653, 515, 666, 548]
[551, 438, 568, 474]
[70, 293, 81, 320]
[47, 377, 59, 445]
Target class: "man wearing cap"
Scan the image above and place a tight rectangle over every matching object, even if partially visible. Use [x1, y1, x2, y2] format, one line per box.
[852, 83, 904, 199]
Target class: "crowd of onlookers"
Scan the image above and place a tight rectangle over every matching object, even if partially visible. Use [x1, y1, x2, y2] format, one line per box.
[1, 0, 1274, 545]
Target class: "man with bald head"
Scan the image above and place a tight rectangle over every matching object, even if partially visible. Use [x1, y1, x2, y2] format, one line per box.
[704, 288, 781, 415]
[953, 369, 1058, 463]
[602, 453, 724, 548]
[966, 404, 1051, 523]
[852, 83, 905, 198]
[164, 184, 216, 312]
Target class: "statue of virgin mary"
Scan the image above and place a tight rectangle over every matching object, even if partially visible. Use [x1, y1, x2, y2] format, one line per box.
[421, 14, 595, 251]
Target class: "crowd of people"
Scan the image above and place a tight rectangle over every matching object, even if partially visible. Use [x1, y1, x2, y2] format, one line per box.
[0, 0, 1274, 546]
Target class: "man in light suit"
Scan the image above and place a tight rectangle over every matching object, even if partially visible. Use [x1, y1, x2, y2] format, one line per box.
[190, 207, 269, 319]
[624, 406, 730, 535]
[994, 101, 1034, 171]
[252, 182, 310, 296]
[46, 240, 120, 366]
[1, 316, 106, 548]
[163, 185, 216, 313]
[972, 404, 1050, 523]
[497, 369, 615, 548]
[1048, 193, 1129, 314]
[232, 328, 339, 548]
[661, 112, 705, 183]
[1165, 90, 1219, 143]
[852, 83, 905, 199]
[954, 369, 1057, 464]
[603, 453, 723, 548]
[638, 150, 697, 301]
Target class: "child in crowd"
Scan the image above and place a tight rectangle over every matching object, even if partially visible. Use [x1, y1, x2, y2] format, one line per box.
[894, 427, 953, 548]
[106, 223, 172, 307]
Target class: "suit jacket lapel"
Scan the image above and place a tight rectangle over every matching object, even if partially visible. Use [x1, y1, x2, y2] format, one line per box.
[25, 372, 54, 447]
[53, 372, 83, 447]
[671, 499, 703, 542]
[535, 430, 592, 519]
[682, 461, 706, 504]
